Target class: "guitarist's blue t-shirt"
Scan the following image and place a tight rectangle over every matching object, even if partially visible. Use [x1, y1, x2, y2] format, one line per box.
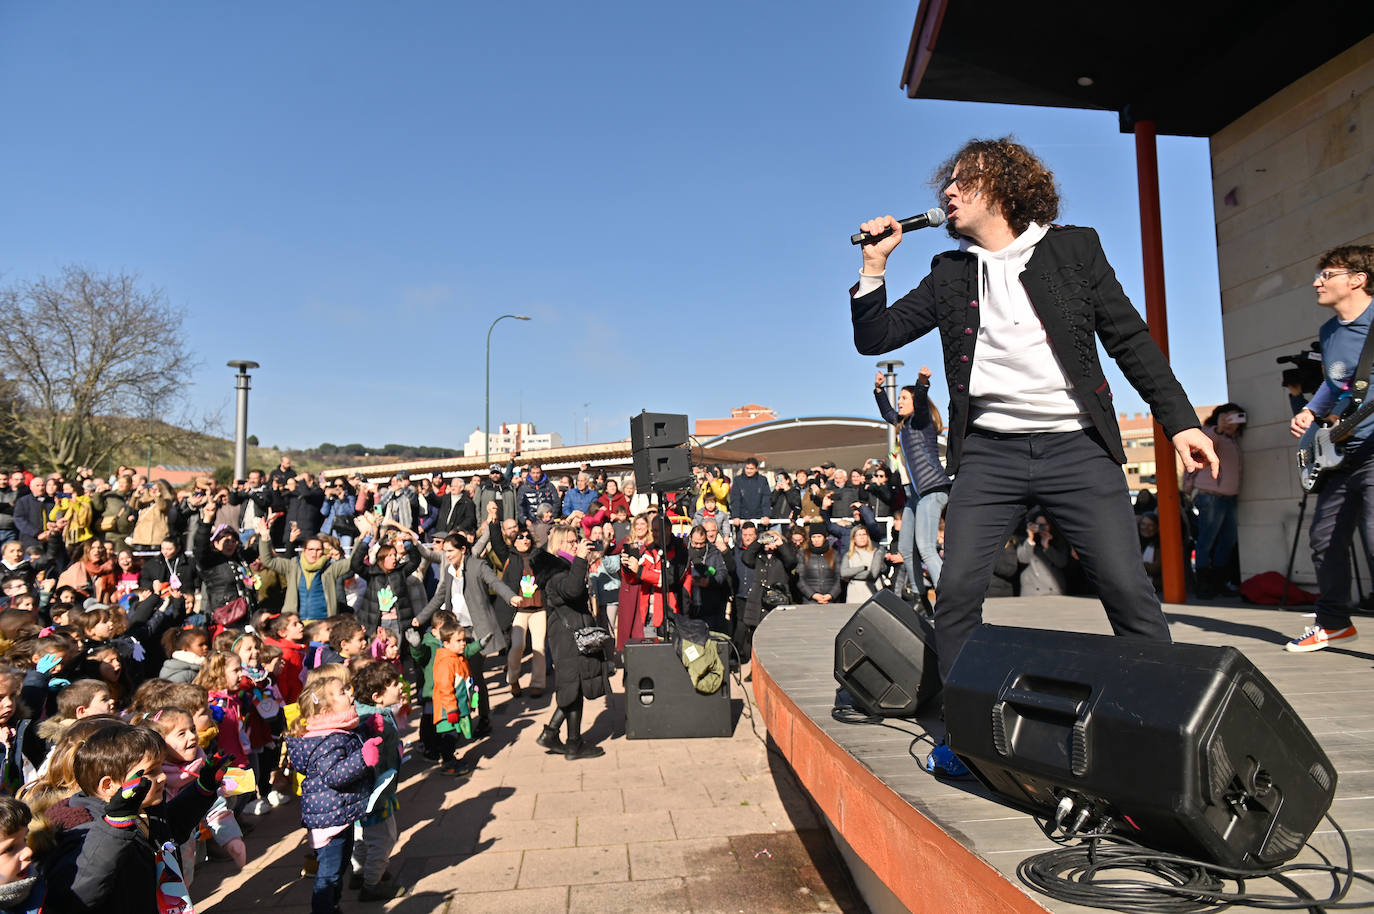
[1308, 302, 1374, 451]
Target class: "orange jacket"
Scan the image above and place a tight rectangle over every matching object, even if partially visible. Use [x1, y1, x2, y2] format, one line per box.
[431, 646, 471, 724]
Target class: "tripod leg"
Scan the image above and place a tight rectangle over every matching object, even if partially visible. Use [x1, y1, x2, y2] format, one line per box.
[1281, 492, 1309, 611]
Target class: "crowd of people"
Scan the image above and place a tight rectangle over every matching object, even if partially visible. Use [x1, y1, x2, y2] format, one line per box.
[0, 422, 1242, 912]
[0, 446, 959, 914]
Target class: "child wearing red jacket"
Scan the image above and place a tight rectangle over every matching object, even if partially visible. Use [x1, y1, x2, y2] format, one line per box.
[257, 612, 307, 704]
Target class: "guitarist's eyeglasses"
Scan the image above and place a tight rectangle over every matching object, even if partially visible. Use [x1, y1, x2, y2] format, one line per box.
[1315, 270, 1354, 282]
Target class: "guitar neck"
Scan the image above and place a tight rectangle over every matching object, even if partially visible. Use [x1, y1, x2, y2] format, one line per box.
[1333, 398, 1374, 443]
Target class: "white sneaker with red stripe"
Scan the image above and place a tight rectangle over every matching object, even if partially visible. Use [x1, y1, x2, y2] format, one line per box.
[1285, 625, 1358, 652]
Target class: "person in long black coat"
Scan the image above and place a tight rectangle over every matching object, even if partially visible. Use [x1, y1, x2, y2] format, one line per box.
[736, 531, 797, 662]
[532, 536, 609, 760]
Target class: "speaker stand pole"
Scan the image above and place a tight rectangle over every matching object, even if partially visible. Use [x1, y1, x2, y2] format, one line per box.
[1280, 491, 1310, 612]
[656, 483, 675, 640]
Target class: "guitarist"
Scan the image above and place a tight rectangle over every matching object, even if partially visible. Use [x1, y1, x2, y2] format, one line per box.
[1288, 245, 1374, 652]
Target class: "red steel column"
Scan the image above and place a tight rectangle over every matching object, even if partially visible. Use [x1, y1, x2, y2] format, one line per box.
[1134, 119, 1186, 604]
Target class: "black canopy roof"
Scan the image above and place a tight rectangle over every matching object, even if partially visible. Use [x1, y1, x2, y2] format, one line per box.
[902, 0, 1374, 135]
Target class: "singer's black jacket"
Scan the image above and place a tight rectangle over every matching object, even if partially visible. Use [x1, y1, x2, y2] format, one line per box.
[851, 225, 1199, 475]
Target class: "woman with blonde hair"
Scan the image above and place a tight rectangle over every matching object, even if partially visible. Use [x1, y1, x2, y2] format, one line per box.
[544, 523, 578, 560]
[614, 513, 654, 650]
[622, 477, 653, 517]
[840, 525, 888, 604]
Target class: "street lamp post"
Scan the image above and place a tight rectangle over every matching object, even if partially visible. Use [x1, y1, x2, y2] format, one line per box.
[876, 359, 904, 459]
[227, 360, 260, 483]
[485, 315, 532, 466]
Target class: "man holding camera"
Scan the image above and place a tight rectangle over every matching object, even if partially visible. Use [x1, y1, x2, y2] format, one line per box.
[736, 524, 797, 663]
[229, 470, 270, 541]
[685, 525, 735, 634]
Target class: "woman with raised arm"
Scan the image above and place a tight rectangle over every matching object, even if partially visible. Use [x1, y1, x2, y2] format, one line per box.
[875, 367, 953, 594]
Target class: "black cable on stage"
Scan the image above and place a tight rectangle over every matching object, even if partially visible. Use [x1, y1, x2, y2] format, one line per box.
[1016, 812, 1374, 912]
[830, 702, 936, 765]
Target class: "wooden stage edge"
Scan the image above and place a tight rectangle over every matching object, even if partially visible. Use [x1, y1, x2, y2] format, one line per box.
[750, 595, 1374, 914]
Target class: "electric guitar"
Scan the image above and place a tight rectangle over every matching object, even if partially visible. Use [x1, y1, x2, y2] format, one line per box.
[1296, 397, 1374, 492]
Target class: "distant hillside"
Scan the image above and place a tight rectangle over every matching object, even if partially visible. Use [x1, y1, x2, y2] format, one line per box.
[113, 424, 461, 482]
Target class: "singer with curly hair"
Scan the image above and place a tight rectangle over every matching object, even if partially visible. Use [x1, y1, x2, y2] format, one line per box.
[849, 136, 1218, 777]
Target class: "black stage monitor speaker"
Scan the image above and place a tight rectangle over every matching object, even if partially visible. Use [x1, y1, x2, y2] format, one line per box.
[944, 625, 1337, 869]
[833, 589, 941, 717]
[630, 411, 689, 450]
[625, 639, 732, 739]
[633, 446, 692, 494]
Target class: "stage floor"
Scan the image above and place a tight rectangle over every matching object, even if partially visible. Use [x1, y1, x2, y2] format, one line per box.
[753, 596, 1374, 913]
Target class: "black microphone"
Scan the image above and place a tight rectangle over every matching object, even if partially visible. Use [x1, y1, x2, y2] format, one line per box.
[850, 208, 947, 245]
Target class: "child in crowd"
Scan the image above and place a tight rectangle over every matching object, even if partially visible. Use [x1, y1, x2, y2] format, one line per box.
[257, 642, 295, 801]
[112, 550, 140, 603]
[301, 619, 336, 672]
[19, 716, 121, 828]
[126, 679, 176, 717]
[193, 653, 252, 786]
[432, 621, 485, 777]
[347, 661, 406, 901]
[73, 604, 118, 652]
[87, 645, 129, 709]
[137, 706, 246, 886]
[211, 629, 240, 655]
[0, 796, 43, 914]
[0, 545, 31, 589]
[34, 680, 114, 772]
[230, 632, 285, 813]
[258, 612, 306, 703]
[368, 627, 410, 723]
[0, 671, 42, 796]
[326, 617, 368, 667]
[286, 675, 382, 914]
[18, 632, 80, 720]
[41, 721, 224, 913]
[159, 681, 219, 754]
[409, 610, 456, 762]
[159, 628, 209, 683]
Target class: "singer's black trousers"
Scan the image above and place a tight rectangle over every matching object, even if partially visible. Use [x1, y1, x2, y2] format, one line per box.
[933, 427, 1171, 681]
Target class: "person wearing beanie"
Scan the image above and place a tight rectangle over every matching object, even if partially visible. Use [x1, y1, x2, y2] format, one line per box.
[797, 524, 841, 604]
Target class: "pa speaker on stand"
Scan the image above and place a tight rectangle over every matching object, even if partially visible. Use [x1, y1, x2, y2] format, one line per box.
[630, 411, 692, 493]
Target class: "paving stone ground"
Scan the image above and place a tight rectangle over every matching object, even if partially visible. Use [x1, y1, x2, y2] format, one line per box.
[194, 660, 867, 914]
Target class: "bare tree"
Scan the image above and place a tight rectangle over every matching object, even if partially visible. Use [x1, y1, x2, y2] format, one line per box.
[0, 266, 208, 474]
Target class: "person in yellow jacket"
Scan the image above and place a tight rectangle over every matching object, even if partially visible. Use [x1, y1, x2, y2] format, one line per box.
[693, 466, 731, 512]
[52, 480, 97, 553]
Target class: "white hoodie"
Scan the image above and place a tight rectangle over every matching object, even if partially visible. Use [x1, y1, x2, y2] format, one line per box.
[961, 223, 1089, 433]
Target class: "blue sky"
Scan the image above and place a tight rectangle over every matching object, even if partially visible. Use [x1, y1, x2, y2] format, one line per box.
[0, 3, 1225, 453]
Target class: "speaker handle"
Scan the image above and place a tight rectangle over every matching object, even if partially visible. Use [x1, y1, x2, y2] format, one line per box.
[1001, 688, 1084, 719]
[993, 687, 1092, 776]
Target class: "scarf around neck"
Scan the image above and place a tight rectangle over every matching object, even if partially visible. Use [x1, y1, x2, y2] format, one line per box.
[305, 708, 359, 736]
[299, 553, 328, 589]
